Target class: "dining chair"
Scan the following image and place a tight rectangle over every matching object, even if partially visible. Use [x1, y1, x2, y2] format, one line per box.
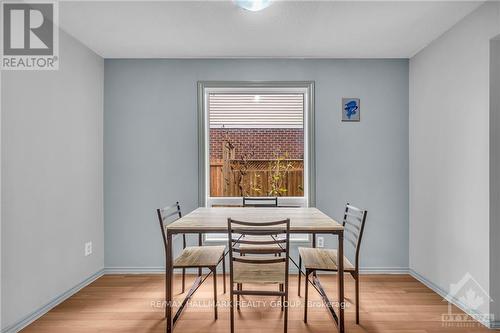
[239, 197, 283, 298]
[242, 196, 278, 207]
[227, 217, 290, 333]
[240, 197, 280, 254]
[298, 203, 367, 324]
[156, 202, 226, 319]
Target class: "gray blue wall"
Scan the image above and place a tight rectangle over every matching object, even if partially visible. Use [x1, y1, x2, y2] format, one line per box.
[1, 30, 104, 330]
[490, 37, 500, 326]
[104, 59, 409, 272]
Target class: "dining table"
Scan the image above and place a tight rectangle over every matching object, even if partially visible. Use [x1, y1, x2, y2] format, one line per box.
[164, 207, 345, 333]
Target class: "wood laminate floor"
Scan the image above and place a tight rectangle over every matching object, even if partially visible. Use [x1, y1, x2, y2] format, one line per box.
[21, 274, 493, 333]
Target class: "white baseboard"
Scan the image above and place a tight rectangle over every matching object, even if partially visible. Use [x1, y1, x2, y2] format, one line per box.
[103, 267, 220, 274]
[359, 267, 409, 274]
[104, 267, 165, 274]
[409, 269, 494, 329]
[104, 266, 410, 275]
[1, 269, 104, 333]
[490, 321, 500, 329]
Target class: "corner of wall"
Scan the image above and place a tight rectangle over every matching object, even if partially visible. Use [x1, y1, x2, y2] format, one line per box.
[1, 27, 105, 331]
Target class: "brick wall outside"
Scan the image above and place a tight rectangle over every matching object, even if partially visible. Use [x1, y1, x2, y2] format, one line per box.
[210, 128, 304, 160]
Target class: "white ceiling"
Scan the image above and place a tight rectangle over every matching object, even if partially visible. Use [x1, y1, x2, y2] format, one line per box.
[59, 1, 483, 59]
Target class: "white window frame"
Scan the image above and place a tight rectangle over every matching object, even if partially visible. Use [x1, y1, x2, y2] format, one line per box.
[197, 82, 315, 242]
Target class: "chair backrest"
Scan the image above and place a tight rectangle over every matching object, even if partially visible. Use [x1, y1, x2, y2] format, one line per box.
[227, 218, 290, 284]
[342, 203, 368, 269]
[156, 202, 182, 253]
[242, 197, 278, 207]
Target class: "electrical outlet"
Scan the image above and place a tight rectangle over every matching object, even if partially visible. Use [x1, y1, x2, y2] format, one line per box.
[85, 241, 93, 256]
[317, 236, 324, 248]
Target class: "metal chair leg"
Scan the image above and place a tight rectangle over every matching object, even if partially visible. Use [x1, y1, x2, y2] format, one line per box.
[284, 287, 288, 333]
[278, 252, 282, 293]
[213, 267, 218, 320]
[298, 256, 302, 296]
[230, 289, 235, 333]
[237, 284, 241, 310]
[280, 284, 284, 311]
[181, 268, 186, 293]
[355, 272, 360, 324]
[165, 264, 168, 319]
[222, 256, 226, 294]
[304, 270, 310, 323]
[238, 252, 244, 293]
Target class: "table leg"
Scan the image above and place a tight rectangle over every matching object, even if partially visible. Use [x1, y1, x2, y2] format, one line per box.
[312, 233, 317, 278]
[198, 233, 203, 276]
[338, 232, 345, 333]
[212, 267, 218, 320]
[166, 232, 173, 333]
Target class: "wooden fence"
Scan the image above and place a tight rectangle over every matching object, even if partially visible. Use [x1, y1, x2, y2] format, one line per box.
[210, 159, 304, 197]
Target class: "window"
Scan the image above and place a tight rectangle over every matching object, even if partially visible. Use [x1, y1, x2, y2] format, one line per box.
[198, 82, 315, 241]
[209, 93, 304, 199]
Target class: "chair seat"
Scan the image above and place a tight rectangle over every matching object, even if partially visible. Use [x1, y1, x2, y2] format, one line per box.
[174, 246, 225, 268]
[238, 235, 283, 253]
[233, 260, 286, 284]
[298, 247, 355, 272]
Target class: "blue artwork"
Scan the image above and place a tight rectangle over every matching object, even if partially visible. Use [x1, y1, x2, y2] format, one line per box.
[342, 98, 360, 121]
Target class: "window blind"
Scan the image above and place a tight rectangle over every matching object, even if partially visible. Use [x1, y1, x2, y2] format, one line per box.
[209, 93, 304, 128]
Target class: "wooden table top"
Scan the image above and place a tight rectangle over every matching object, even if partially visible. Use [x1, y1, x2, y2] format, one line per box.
[166, 207, 343, 234]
